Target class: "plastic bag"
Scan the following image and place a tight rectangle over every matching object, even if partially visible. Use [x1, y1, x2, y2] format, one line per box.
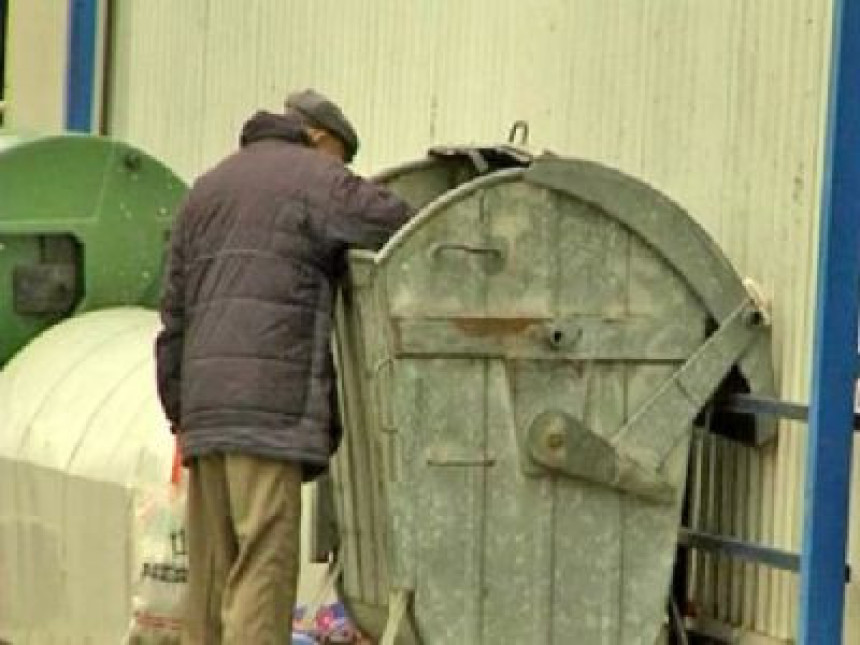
[125, 439, 187, 644]
[291, 558, 369, 644]
[292, 601, 368, 644]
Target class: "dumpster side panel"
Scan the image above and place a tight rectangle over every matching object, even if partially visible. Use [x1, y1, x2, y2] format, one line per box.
[332, 268, 391, 611]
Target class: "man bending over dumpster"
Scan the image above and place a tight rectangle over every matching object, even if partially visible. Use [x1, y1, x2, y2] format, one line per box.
[155, 89, 413, 644]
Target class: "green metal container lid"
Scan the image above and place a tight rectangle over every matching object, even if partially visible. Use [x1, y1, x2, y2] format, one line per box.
[0, 132, 187, 365]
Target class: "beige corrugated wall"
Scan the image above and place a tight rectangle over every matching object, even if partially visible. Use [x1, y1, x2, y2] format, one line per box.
[4, 1, 69, 131]
[107, 1, 847, 641]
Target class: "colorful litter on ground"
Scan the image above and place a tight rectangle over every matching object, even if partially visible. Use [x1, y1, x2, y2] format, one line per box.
[292, 602, 369, 644]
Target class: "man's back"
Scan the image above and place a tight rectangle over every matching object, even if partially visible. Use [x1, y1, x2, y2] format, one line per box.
[156, 110, 412, 472]
[153, 92, 412, 644]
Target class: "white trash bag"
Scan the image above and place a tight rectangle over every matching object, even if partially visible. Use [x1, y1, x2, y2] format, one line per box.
[126, 439, 187, 644]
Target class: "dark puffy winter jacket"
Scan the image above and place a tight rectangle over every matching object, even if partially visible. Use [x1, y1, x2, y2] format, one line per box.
[155, 111, 413, 478]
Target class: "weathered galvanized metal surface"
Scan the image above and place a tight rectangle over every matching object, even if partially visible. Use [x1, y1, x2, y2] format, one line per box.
[330, 153, 774, 643]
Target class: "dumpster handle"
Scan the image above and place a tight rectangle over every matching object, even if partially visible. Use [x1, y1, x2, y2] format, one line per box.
[371, 356, 397, 435]
[430, 242, 504, 258]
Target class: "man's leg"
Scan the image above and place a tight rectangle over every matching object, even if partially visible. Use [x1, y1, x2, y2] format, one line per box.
[221, 455, 303, 645]
[183, 454, 237, 645]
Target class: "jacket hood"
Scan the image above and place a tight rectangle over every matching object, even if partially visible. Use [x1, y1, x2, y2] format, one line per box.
[239, 111, 310, 148]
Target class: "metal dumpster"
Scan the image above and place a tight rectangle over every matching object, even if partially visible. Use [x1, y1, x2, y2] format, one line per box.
[329, 150, 775, 644]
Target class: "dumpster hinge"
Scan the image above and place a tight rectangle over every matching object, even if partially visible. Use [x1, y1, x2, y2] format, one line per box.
[525, 298, 766, 503]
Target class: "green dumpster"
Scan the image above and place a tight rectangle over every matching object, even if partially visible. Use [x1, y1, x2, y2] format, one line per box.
[329, 150, 775, 644]
[0, 131, 185, 366]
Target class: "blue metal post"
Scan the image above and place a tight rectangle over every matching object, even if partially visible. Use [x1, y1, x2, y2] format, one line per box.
[65, 0, 98, 132]
[798, 0, 860, 642]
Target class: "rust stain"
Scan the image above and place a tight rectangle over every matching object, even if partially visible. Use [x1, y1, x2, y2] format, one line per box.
[452, 317, 540, 336]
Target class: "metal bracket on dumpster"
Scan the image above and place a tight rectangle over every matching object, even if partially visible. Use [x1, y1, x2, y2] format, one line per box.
[380, 588, 421, 645]
[715, 392, 860, 431]
[525, 299, 766, 503]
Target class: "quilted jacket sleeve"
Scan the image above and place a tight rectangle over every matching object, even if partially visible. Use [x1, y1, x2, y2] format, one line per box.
[325, 168, 414, 250]
[154, 201, 188, 429]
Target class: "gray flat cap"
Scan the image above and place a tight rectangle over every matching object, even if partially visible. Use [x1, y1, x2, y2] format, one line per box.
[285, 89, 359, 162]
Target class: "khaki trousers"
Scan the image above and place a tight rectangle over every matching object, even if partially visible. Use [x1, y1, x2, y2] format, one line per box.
[182, 454, 302, 645]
